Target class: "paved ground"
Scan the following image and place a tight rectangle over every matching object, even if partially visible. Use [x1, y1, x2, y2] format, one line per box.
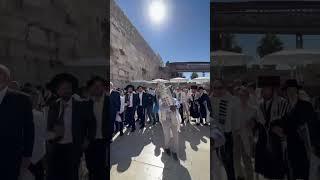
[110, 121, 210, 180]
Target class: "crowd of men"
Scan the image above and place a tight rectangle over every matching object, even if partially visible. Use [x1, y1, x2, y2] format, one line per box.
[109, 83, 212, 135]
[210, 76, 320, 180]
[108, 82, 212, 160]
[1, 64, 110, 180]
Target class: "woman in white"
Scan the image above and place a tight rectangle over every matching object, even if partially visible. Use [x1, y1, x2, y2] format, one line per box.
[20, 89, 47, 180]
[231, 86, 256, 180]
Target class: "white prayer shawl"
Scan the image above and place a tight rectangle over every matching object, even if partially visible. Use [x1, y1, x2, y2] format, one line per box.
[159, 98, 181, 132]
[257, 95, 289, 125]
[116, 96, 125, 122]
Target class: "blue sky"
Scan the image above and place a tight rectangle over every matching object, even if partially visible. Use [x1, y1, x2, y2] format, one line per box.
[115, 0, 210, 64]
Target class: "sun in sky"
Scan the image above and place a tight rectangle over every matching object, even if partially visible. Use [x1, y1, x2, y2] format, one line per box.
[148, 0, 167, 24]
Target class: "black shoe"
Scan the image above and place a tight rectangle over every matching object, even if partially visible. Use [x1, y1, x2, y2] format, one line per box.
[140, 125, 145, 129]
[131, 128, 135, 132]
[196, 123, 200, 126]
[120, 132, 124, 136]
[165, 148, 171, 156]
[172, 153, 178, 161]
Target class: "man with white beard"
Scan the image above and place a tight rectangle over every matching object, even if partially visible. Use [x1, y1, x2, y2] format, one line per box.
[157, 82, 181, 161]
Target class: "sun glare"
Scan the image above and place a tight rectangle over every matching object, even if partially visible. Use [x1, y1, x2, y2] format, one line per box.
[149, 0, 166, 24]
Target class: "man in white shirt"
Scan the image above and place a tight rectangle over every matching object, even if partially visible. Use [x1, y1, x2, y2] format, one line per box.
[135, 86, 147, 129]
[47, 73, 94, 180]
[125, 85, 136, 132]
[85, 76, 108, 180]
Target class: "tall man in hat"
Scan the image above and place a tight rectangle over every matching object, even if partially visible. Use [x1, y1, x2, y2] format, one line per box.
[280, 79, 315, 180]
[47, 73, 95, 180]
[188, 85, 201, 125]
[109, 82, 120, 141]
[135, 85, 148, 129]
[211, 79, 236, 180]
[254, 76, 290, 180]
[0, 64, 34, 180]
[125, 85, 136, 132]
[85, 76, 109, 180]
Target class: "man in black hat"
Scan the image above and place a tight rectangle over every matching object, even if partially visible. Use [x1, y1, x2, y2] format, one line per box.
[109, 82, 120, 141]
[198, 86, 211, 125]
[46, 73, 95, 180]
[188, 85, 200, 125]
[85, 76, 109, 180]
[135, 85, 148, 129]
[281, 79, 316, 180]
[125, 85, 136, 132]
[254, 76, 291, 180]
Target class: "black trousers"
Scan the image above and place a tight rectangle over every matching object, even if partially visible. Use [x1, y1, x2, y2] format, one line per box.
[85, 139, 108, 180]
[137, 106, 145, 125]
[146, 105, 155, 123]
[1, 153, 21, 180]
[47, 143, 82, 180]
[179, 104, 184, 123]
[115, 113, 124, 133]
[218, 132, 236, 180]
[29, 159, 45, 180]
[126, 107, 135, 130]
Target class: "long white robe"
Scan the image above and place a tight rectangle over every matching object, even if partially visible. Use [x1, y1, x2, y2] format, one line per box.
[159, 98, 181, 153]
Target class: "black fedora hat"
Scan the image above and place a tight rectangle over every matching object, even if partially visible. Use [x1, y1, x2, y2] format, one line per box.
[125, 84, 135, 90]
[257, 76, 280, 88]
[283, 79, 302, 90]
[50, 73, 79, 93]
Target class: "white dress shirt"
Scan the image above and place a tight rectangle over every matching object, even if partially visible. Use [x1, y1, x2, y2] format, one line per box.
[128, 93, 133, 107]
[139, 92, 143, 106]
[58, 98, 73, 144]
[93, 96, 104, 139]
[0, 86, 8, 105]
[31, 109, 47, 163]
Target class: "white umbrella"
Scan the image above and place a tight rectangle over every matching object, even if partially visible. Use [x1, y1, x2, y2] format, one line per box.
[260, 49, 320, 66]
[169, 77, 188, 83]
[211, 50, 253, 79]
[190, 77, 210, 84]
[260, 49, 320, 79]
[211, 50, 254, 66]
[151, 79, 169, 83]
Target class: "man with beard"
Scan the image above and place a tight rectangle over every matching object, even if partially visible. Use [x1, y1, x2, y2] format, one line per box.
[46, 73, 94, 180]
[254, 76, 290, 180]
[85, 76, 109, 180]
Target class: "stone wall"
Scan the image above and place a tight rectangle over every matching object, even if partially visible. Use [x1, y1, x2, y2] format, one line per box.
[0, 0, 108, 86]
[110, 0, 163, 88]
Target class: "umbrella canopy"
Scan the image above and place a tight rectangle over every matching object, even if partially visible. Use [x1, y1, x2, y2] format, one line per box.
[169, 77, 188, 83]
[151, 79, 169, 83]
[190, 77, 210, 84]
[211, 50, 254, 66]
[260, 49, 320, 66]
[130, 80, 150, 87]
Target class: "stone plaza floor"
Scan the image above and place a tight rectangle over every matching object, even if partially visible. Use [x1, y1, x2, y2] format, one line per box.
[110, 122, 210, 180]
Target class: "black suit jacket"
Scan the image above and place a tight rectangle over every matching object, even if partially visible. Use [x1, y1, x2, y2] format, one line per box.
[0, 89, 34, 158]
[47, 98, 94, 146]
[110, 90, 120, 119]
[87, 95, 109, 140]
[134, 92, 148, 108]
